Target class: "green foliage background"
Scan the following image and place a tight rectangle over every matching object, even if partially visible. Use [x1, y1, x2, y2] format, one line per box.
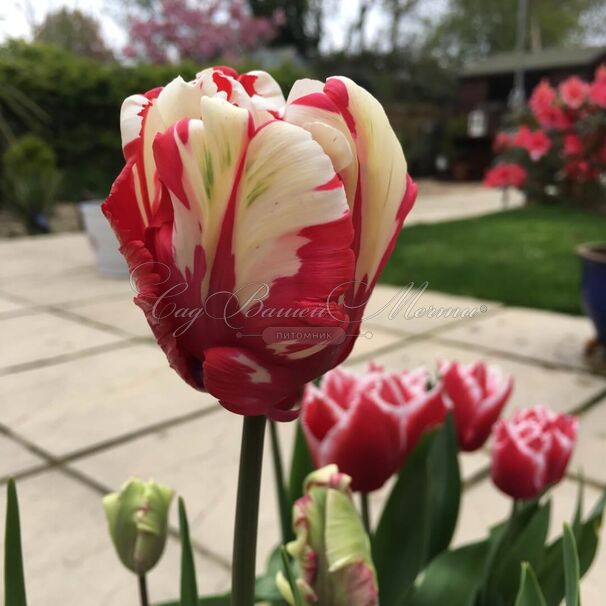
[0, 41, 308, 202]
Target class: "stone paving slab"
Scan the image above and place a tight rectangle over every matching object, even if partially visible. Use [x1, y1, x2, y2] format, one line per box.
[70, 411, 295, 572]
[347, 324, 407, 361]
[0, 295, 27, 315]
[0, 435, 45, 479]
[570, 397, 606, 488]
[454, 478, 606, 606]
[0, 268, 132, 306]
[362, 283, 502, 335]
[0, 344, 216, 456]
[438, 307, 596, 370]
[0, 311, 124, 372]
[0, 233, 95, 280]
[0, 470, 230, 606]
[348, 337, 606, 415]
[68, 295, 151, 337]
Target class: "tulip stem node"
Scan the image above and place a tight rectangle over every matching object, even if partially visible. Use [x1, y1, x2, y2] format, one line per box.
[360, 492, 371, 536]
[231, 415, 267, 606]
[138, 574, 149, 606]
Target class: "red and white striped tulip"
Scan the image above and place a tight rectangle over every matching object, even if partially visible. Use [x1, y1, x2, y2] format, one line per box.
[491, 406, 578, 500]
[103, 67, 417, 420]
[440, 360, 514, 451]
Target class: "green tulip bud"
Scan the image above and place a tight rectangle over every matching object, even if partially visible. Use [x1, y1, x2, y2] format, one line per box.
[277, 465, 379, 605]
[103, 478, 174, 575]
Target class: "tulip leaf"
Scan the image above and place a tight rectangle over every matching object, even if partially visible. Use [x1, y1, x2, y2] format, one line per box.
[572, 474, 584, 536]
[404, 539, 491, 606]
[537, 488, 606, 606]
[514, 562, 547, 606]
[288, 422, 314, 507]
[426, 413, 461, 562]
[481, 498, 551, 606]
[373, 433, 432, 605]
[562, 523, 580, 606]
[4, 478, 27, 606]
[178, 497, 198, 606]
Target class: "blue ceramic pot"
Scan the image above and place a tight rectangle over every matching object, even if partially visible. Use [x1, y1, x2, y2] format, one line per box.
[578, 243, 606, 344]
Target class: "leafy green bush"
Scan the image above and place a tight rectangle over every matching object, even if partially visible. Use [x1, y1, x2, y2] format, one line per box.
[0, 40, 311, 202]
[2, 134, 61, 233]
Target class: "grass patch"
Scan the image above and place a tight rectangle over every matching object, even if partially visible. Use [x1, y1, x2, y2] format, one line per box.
[381, 205, 606, 315]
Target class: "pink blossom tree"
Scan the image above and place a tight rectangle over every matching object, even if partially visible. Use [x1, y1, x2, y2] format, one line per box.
[123, 0, 281, 64]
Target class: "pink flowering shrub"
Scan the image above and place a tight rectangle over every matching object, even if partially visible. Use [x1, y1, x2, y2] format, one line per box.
[486, 65, 606, 209]
[123, 0, 280, 64]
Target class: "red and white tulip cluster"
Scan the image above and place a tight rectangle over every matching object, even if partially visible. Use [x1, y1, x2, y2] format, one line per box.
[303, 361, 578, 501]
[302, 359, 513, 492]
[486, 64, 606, 196]
[104, 66, 416, 420]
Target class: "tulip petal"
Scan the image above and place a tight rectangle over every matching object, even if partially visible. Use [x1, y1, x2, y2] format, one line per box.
[547, 415, 578, 484]
[302, 385, 343, 465]
[324, 393, 403, 492]
[287, 77, 414, 292]
[491, 420, 549, 500]
[324, 77, 411, 287]
[203, 346, 304, 419]
[321, 366, 361, 410]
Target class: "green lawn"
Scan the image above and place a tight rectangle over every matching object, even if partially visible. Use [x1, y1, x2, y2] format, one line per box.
[381, 205, 606, 315]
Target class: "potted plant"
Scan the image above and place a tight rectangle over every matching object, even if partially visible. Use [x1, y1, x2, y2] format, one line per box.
[1, 134, 61, 235]
[578, 242, 606, 348]
[79, 199, 128, 277]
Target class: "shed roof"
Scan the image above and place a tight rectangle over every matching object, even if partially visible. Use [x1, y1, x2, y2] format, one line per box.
[461, 46, 606, 78]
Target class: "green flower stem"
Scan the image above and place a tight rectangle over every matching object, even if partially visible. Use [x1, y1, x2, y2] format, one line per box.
[138, 574, 149, 606]
[231, 415, 267, 606]
[269, 421, 292, 544]
[360, 492, 371, 536]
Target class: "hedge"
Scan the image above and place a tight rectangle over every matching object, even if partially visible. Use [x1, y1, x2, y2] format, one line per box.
[0, 41, 309, 202]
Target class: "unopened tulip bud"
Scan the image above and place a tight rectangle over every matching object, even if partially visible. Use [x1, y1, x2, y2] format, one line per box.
[103, 478, 174, 574]
[277, 465, 378, 605]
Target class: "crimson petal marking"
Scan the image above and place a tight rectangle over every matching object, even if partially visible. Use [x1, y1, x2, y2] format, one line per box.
[103, 167, 202, 388]
[103, 159, 147, 246]
[203, 346, 304, 418]
[240, 70, 285, 107]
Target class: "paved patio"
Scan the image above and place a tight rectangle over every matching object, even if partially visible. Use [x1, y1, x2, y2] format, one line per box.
[0, 232, 604, 605]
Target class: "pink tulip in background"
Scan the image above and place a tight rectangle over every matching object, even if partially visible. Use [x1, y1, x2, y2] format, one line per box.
[440, 360, 514, 451]
[103, 66, 416, 420]
[301, 365, 447, 492]
[491, 406, 578, 500]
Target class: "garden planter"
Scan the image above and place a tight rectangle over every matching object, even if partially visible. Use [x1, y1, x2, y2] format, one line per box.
[577, 242, 606, 344]
[79, 200, 128, 277]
